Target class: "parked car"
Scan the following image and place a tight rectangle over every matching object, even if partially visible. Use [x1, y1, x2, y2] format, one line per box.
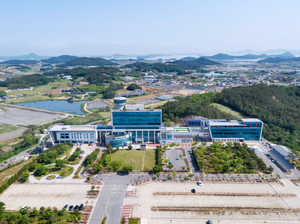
[79, 204, 84, 210]
[197, 181, 202, 186]
[191, 189, 196, 193]
[206, 220, 213, 224]
[69, 205, 73, 211]
[63, 204, 68, 209]
[74, 205, 79, 211]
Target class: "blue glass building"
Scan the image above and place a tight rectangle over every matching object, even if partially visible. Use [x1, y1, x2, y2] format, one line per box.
[111, 109, 162, 143]
[208, 118, 263, 142]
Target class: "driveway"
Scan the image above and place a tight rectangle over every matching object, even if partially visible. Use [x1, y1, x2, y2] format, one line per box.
[90, 174, 149, 224]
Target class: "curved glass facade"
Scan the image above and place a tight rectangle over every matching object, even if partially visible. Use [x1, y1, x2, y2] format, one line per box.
[105, 134, 130, 147]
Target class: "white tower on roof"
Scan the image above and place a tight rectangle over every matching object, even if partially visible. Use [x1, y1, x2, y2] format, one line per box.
[113, 92, 127, 110]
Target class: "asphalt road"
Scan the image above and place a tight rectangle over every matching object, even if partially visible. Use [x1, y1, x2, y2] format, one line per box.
[90, 174, 141, 224]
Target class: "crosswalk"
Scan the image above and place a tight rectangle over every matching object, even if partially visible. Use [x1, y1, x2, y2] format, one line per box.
[121, 205, 131, 223]
[125, 191, 133, 197]
[182, 143, 191, 147]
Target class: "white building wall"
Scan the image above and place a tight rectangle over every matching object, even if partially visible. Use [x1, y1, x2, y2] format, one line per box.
[56, 131, 97, 143]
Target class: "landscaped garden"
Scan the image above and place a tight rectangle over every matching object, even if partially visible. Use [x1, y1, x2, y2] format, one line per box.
[193, 142, 270, 174]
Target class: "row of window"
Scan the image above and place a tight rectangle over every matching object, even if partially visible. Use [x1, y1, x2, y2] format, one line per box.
[60, 133, 95, 139]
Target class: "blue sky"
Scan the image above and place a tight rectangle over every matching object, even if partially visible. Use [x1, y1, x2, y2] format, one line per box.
[1, 0, 300, 56]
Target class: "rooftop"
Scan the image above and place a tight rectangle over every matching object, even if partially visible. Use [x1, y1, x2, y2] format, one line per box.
[112, 108, 161, 112]
[48, 125, 96, 131]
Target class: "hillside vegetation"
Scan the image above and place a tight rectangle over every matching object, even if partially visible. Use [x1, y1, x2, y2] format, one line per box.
[41, 55, 78, 64]
[216, 84, 300, 153]
[125, 57, 220, 73]
[0, 74, 53, 89]
[158, 92, 236, 123]
[0, 60, 37, 65]
[58, 57, 117, 67]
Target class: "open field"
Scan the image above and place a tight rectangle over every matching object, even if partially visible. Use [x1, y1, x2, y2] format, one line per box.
[0, 107, 63, 126]
[6, 95, 51, 104]
[0, 128, 26, 142]
[125, 180, 300, 223]
[99, 112, 111, 119]
[211, 103, 243, 119]
[0, 157, 34, 185]
[7, 79, 72, 96]
[0, 183, 95, 210]
[0, 124, 20, 134]
[111, 149, 155, 171]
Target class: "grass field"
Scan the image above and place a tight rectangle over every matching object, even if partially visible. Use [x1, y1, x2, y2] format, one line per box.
[99, 112, 111, 119]
[0, 124, 20, 134]
[111, 149, 155, 171]
[211, 103, 243, 119]
[0, 157, 34, 185]
[7, 79, 72, 96]
[6, 95, 51, 104]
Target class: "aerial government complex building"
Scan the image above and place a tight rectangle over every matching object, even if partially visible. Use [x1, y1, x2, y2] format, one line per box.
[48, 96, 263, 147]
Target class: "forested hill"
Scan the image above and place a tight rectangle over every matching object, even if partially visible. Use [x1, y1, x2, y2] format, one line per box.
[0, 60, 38, 65]
[216, 84, 300, 153]
[41, 55, 78, 64]
[58, 57, 117, 67]
[170, 57, 220, 69]
[158, 93, 236, 122]
[124, 57, 220, 73]
[0, 74, 53, 89]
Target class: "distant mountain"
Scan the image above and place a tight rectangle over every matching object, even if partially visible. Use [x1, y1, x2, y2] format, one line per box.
[258, 56, 300, 63]
[264, 49, 291, 55]
[203, 53, 267, 60]
[0, 53, 49, 60]
[58, 57, 118, 67]
[0, 60, 38, 65]
[231, 49, 263, 55]
[180, 57, 197, 61]
[41, 55, 78, 64]
[171, 57, 220, 69]
[269, 52, 295, 59]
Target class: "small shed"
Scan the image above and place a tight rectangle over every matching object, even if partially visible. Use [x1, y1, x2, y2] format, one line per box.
[140, 144, 147, 151]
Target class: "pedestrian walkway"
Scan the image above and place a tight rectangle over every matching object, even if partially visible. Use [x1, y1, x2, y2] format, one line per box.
[125, 191, 133, 198]
[121, 205, 131, 223]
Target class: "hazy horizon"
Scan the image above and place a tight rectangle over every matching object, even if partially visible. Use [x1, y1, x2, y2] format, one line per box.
[1, 0, 300, 56]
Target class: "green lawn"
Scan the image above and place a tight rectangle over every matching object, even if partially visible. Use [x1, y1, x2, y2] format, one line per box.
[129, 218, 140, 224]
[99, 112, 111, 119]
[0, 124, 20, 134]
[211, 103, 243, 119]
[143, 149, 156, 171]
[6, 95, 51, 104]
[7, 79, 72, 95]
[111, 149, 155, 171]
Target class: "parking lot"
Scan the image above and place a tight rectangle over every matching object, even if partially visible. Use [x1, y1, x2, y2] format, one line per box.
[0, 184, 96, 210]
[167, 150, 186, 171]
[125, 180, 300, 223]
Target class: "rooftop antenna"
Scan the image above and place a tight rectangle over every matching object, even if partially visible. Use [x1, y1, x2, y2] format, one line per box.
[118, 91, 121, 98]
